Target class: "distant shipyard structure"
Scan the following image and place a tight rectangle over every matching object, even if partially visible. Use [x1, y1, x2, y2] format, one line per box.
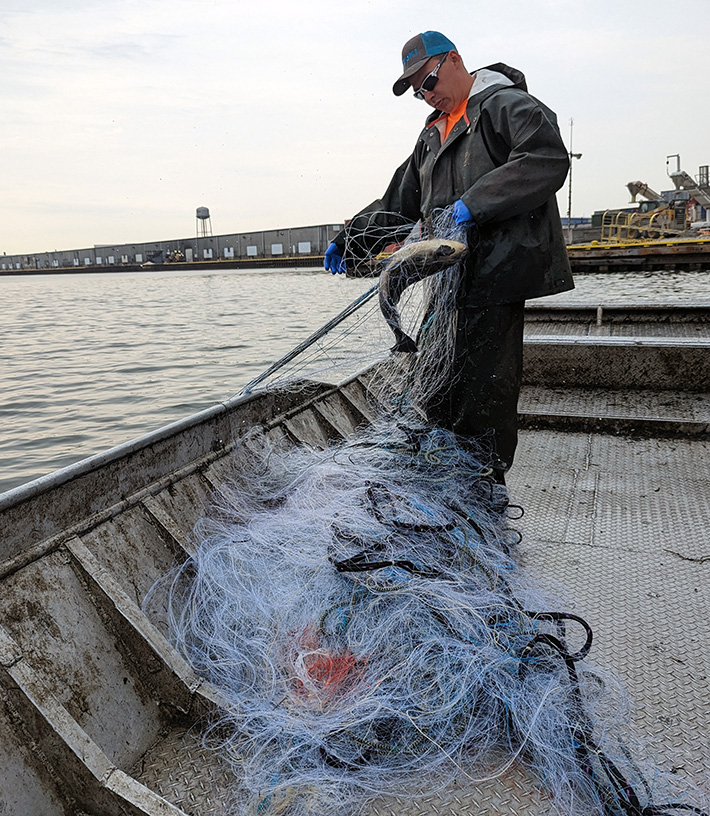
[1, 208, 344, 272]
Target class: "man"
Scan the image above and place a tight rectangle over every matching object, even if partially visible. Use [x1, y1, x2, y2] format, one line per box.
[324, 31, 574, 481]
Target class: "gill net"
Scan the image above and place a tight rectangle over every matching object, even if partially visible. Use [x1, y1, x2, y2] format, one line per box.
[146, 206, 707, 816]
[237, 207, 465, 402]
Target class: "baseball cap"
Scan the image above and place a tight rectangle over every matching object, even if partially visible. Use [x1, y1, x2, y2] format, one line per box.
[393, 31, 457, 96]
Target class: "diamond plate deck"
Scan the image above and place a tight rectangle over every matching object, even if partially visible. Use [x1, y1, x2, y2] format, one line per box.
[510, 431, 710, 796]
[519, 385, 710, 423]
[133, 728, 235, 816]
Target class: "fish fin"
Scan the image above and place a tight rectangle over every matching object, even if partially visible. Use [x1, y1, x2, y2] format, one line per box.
[391, 334, 419, 354]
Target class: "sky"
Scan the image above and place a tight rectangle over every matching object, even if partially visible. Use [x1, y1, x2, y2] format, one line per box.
[1, 0, 709, 255]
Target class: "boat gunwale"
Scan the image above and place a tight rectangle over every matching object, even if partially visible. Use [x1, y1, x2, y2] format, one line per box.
[0, 381, 340, 514]
[0, 365, 383, 580]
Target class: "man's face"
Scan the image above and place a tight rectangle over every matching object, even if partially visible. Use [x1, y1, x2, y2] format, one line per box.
[409, 52, 457, 112]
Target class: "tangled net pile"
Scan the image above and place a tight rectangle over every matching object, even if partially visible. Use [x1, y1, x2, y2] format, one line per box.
[150, 208, 707, 816]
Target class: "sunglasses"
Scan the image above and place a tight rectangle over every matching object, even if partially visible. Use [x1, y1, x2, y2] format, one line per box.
[412, 52, 448, 100]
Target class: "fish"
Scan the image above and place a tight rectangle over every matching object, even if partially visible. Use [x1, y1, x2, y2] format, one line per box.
[378, 238, 468, 353]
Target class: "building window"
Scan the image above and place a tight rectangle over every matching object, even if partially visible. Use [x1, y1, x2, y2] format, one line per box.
[271, 243, 283, 255]
[246, 245, 258, 257]
[298, 241, 311, 253]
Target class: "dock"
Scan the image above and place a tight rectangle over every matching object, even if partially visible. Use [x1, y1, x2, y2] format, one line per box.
[0, 254, 327, 276]
[568, 237, 710, 273]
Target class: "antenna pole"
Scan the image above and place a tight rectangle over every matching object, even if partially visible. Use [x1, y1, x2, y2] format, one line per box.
[566, 118, 583, 244]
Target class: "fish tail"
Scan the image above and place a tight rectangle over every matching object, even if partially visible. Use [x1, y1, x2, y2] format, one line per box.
[391, 334, 418, 353]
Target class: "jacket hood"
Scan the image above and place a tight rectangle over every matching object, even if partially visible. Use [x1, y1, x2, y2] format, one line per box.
[424, 63, 528, 125]
[478, 63, 527, 92]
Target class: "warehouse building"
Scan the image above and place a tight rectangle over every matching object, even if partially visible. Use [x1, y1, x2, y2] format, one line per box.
[1, 223, 344, 272]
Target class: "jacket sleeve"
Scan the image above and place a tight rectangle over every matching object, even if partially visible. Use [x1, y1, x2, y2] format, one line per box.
[334, 154, 422, 251]
[460, 90, 569, 225]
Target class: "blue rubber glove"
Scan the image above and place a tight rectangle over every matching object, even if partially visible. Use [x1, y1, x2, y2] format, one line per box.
[453, 199, 475, 226]
[324, 242, 346, 274]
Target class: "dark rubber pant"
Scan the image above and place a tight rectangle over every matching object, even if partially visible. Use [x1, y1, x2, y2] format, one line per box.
[426, 302, 525, 478]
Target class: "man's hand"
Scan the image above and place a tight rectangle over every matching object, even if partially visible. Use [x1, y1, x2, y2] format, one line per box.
[453, 199, 475, 226]
[324, 242, 346, 274]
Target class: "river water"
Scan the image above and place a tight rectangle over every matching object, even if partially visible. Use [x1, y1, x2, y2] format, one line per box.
[1, 265, 708, 495]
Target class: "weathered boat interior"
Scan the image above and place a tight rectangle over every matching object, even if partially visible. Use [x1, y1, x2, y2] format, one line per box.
[1, 303, 708, 815]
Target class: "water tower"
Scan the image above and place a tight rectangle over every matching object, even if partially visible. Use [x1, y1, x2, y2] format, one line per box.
[196, 206, 213, 237]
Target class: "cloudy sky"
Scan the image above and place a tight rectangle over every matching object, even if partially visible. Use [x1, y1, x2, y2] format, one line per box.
[1, 0, 708, 255]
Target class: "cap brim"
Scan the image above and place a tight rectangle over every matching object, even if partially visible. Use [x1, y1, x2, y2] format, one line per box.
[392, 55, 431, 96]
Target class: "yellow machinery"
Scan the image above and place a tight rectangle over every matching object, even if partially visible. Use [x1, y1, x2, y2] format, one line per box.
[599, 203, 686, 243]
[598, 163, 710, 243]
